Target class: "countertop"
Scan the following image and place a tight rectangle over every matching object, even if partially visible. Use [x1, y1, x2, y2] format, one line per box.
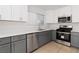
[1, 27, 79, 38]
[71, 31, 79, 32]
[71, 29, 79, 32]
[0, 29, 55, 38]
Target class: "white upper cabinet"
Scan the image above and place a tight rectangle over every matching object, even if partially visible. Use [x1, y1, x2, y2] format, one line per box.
[0, 5, 28, 22]
[45, 10, 57, 23]
[11, 5, 28, 22]
[72, 6, 79, 22]
[45, 6, 72, 23]
[11, 6, 21, 21]
[22, 6, 28, 22]
[56, 6, 72, 17]
[0, 5, 12, 20]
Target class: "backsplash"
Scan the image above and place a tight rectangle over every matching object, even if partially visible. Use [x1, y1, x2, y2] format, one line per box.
[46, 23, 79, 32]
[0, 21, 39, 35]
[0, 20, 79, 37]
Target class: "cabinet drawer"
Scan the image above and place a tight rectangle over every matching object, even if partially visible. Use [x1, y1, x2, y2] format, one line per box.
[0, 37, 10, 45]
[11, 35, 26, 42]
[71, 35, 79, 48]
[0, 43, 10, 53]
[71, 32, 79, 36]
[11, 40, 26, 53]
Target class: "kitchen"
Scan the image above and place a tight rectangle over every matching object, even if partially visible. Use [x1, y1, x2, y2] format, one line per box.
[0, 5, 79, 53]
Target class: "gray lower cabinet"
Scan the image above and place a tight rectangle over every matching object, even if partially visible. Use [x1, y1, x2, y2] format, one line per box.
[71, 32, 79, 48]
[0, 35, 26, 53]
[0, 37, 11, 53]
[11, 35, 26, 53]
[52, 30, 56, 41]
[11, 40, 26, 53]
[0, 44, 10, 53]
[36, 31, 52, 47]
[0, 37, 10, 45]
[47, 30, 52, 42]
[0, 30, 54, 53]
[27, 33, 38, 53]
[11, 35, 26, 42]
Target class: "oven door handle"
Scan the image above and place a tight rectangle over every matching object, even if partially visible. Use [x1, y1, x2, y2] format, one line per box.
[57, 31, 71, 34]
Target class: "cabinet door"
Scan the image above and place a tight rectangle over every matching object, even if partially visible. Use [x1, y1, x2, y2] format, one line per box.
[72, 6, 79, 22]
[45, 11, 57, 23]
[11, 5, 22, 21]
[0, 44, 10, 53]
[44, 31, 52, 43]
[71, 32, 79, 48]
[37, 31, 52, 47]
[0, 5, 11, 20]
[56, 6, 72, 17]
[37, 32, 50, 47]
[48, 31, 52, 41]
[11, 5, 28, 21]
[37, 32, 46, 47]
[21, 6, 28, 21]
[43, 31, 50, 43]
[52, 30, 56, 41]
[12, 40, 26, 53]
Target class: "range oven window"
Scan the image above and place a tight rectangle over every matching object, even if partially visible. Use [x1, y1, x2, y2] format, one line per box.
[56, 32, 71, 42]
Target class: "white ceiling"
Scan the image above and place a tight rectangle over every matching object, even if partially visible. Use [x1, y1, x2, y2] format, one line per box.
[28, 5, 68, 10]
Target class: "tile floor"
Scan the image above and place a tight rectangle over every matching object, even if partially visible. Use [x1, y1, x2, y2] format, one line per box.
[33, 41, 79, 53]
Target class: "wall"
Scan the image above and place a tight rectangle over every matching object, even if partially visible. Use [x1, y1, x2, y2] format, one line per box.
[45, 10, 55, 23]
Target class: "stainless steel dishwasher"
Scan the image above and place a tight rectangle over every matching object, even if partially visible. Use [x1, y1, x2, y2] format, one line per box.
[27, 33, 38, 53]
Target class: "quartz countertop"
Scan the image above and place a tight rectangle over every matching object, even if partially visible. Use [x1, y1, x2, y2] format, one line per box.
[0, 29, 54, 38]
[71, 30, 79, 32]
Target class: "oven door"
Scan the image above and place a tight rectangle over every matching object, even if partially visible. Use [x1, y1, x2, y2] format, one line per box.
[56, 32, 71, 42]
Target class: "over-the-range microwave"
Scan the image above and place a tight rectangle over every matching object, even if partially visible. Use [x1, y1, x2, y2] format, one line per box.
[58, 16, 72, 23]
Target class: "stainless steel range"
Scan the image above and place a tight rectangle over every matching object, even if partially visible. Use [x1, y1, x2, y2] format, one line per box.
[56, 25, 72, 46]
